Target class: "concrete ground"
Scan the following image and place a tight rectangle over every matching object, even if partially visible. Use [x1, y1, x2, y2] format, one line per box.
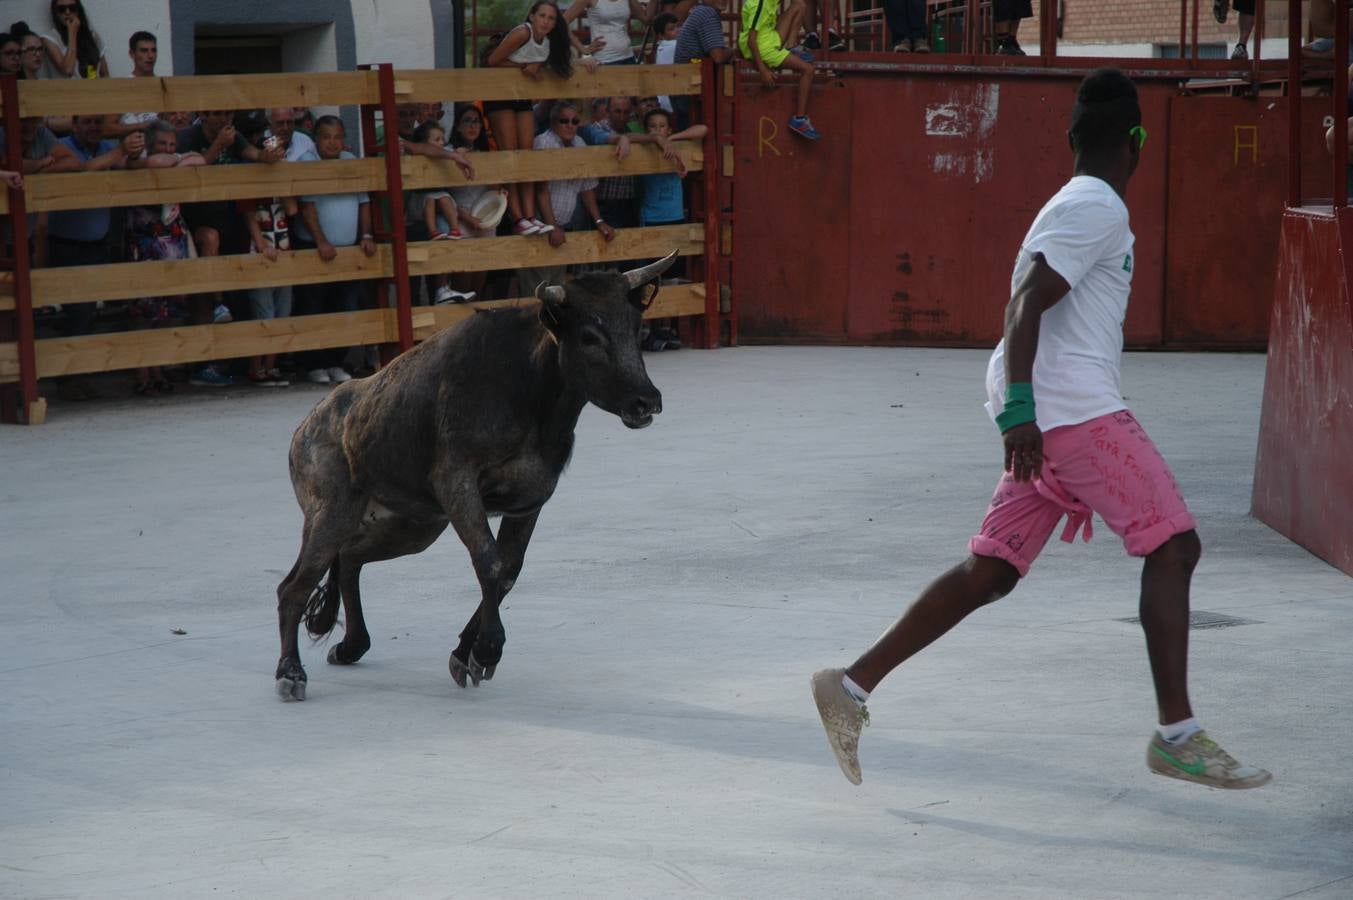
[2, 348, 1349, 899]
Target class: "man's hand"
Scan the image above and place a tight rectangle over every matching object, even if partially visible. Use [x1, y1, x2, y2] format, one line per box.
[1002, 422, 1044, 483]
[360, 236, 377, 257]
[548, 228, 566, 248]
[450, 149, 475, 180]
[122, 132, 145, 158]
[0, 170, 23, 190]
[614, 134, 632, 161]
[260, 144, 286, 164]
[317, 240, 338, 262]
[261, 244, 279, 262]
[580, 55, 600, 74]
[758, 64, 775, 88]
[598, 221, 616, 241]
[460, 212, 483, 231]
[659, 138, 687, 176]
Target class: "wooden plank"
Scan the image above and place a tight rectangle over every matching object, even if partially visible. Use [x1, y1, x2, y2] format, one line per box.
[18, 71, 380, 118]
[409, 223, 704, 276]
[32, 246, 393, 307]
[26, 158, 386, 213]
[5, 310, 397, 381]
[0, 341, 15, 380]
[409, 283, 708, 340]
[398, 64, 702, 105]
[403, 142, 702, 190]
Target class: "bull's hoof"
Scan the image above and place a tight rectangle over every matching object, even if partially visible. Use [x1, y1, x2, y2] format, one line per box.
[275, 656, 308, 702]
[327, 638, 370, 665]
[472, 624, 505, 668]
[449, 650, 496, 688]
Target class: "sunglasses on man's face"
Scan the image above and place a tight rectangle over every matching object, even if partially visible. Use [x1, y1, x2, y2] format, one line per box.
[556, 117, 580, 125]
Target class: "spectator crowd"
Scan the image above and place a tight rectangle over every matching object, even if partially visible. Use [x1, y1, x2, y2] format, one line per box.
[0, 0, 755, 401]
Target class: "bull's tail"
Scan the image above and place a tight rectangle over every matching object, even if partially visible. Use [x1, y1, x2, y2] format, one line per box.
[303, 559, 342, 639]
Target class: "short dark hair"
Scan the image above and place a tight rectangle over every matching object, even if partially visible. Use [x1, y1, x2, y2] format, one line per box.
[643, 107, 672, 129]
[313, 114, 344, 135]
[1068, 68, 1141, 156]
[654, 12, 679, 33]
[412, 120, 445, 145]
[129, 30, 155, 52]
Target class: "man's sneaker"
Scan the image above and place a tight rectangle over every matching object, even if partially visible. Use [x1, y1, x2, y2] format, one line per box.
[788, 115, 820, 141]
[308, 368, 332, 384]
[893, 40, 912, 52]
[996, 35, 1026, 55]
[827, 30, 847, 51]
[189, 365, 233, 387]
[810, 668, 868, 785]
[1146, 730, 1272, 789]
[802, 31, 822, 50]
[530, 218, 555, 234]
[1231, 41, 1248, 60]
[327, 367, 353, 384]
[514, 218, 540, 236]
[912, 38, 930, 53]
[212, 304, 233, 324]
[1213, 0, 1229, 23]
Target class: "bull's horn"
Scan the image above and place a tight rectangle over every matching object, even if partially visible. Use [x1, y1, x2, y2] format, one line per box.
[622, 250, 679, 289]
[535, 282, 567, 303]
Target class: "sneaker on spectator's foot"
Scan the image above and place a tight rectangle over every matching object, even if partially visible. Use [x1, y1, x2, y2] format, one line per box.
[655, 327, 682, 350]
[327, 367, 352, 384]
[189, 365, 233, 387]
[1231, 41, 1248, 59]
[1213, 0, 1229, 23]
[434, 286, 455, 304]
[641, 333, 668, 352]
[1146, 730, 1271, 789]
[788, 115, 821, 141]
[827, 30, 847, 51]
[811, 668, 868, 785]
[996, 35, 1026, 55]
[248, 372, 284, 387]
[912, 38, 930, 53]
[266, 367, 288, 385]
[530, 218, 554, 234]
[448, 229, 465, 240]
[308, 368, 332, 384]
[434, 286, 477, 304]
[789, 45, 816, 62]
[212, 304, 233, 324]
[1303, 37, 1334, 58]
[431, 231, 451, 240]
[514, 218, 541, 236]
[893, 40, 912, 52]
[802, 31, 822, 50]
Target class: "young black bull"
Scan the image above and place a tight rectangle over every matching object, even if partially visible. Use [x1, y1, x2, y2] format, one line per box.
[274, 252, 678, 700]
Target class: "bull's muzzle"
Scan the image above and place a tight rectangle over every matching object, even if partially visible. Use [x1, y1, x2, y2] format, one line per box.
[621, 389, 663, 429]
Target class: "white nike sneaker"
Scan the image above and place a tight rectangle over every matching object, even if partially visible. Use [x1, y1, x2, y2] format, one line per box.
[811, 668, 868, 785]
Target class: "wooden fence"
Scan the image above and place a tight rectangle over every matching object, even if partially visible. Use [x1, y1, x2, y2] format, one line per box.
[0, 61, 734, 424]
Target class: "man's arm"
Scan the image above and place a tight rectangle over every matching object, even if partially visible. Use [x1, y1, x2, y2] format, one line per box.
[579, 188, 615, 241]
[300, 201, 337, 261]
[82, 134, 143, 172]
[358, 201, 376, 257]
[999, 253, 1071, 482]
[1325, 116, 1353, 154]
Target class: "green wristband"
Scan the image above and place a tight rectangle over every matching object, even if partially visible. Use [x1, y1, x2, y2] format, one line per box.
[995, 381, 1036, 433]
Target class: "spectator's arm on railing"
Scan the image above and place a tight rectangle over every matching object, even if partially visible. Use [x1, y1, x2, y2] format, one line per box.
[358, 201, 376, 257]
[245, 207, 279, 261]
[579, 188, 615, 242]
[1326, 117, 1353, 155]
[400, 141, 476, 180]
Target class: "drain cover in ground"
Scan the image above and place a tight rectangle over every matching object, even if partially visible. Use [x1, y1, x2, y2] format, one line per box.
[1117, 610, 1261, 629]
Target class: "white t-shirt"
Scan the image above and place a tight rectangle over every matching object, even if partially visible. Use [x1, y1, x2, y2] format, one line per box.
[984, 175, 1135, 431]
[40, 29, 104, 79]
[655, 38, 676, 111]
[587, 0, 641, 63]
[285, 130, 317, 162]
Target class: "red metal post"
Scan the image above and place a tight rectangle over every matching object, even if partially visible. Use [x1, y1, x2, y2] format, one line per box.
[701, 58, 720, 349]
[1287, 0, 1302, 206]
[1336, 0, 1348, 208]
[1178, 0, 1187, 63]
[1, 74, 39, 424]
[967, 0, 980, 59]
[372, 63, 415, 353]
[1190, 0, 1200, 66]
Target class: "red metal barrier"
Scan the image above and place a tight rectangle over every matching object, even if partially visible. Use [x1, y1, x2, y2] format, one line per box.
[1251, 207, 1353, 576]
[0, 74, 40, 424]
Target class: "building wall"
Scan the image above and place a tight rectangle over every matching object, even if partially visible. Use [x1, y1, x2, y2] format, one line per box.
[5, 0, 173, 76]
[1051, 0, 1294, 52]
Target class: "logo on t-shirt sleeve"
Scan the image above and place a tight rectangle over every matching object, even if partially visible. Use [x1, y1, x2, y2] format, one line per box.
[1122, 253, 1133, 274]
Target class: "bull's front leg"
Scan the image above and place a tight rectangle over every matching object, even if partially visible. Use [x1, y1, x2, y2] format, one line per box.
[450, 511, 540, 687]
[437, 476, 512, 688]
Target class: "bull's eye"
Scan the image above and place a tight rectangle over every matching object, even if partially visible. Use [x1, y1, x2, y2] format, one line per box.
[579, 330, 605, 348]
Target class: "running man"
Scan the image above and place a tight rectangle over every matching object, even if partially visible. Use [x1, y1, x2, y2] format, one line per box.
[811, 69, 1271, 791]
[739, 0, 820, 140]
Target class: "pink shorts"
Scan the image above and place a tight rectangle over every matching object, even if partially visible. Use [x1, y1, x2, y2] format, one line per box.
[969, 410, 1197, 577]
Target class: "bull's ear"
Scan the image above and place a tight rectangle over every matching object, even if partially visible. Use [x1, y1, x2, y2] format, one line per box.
[536, 282, 568, 335]
[630, 280, 659, 311]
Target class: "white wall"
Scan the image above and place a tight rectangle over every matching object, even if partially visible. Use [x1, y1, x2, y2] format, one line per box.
[5, 0, 176, 76]
[350, 1, 436, 69]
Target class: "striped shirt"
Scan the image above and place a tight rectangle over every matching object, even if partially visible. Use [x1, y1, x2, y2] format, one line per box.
[674, 4, 728, 64]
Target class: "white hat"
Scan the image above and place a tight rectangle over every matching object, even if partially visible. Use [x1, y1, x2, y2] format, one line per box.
[471, 190, 508, 230]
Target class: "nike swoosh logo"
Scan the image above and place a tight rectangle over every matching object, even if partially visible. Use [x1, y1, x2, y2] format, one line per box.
[1151, 743, 1206, 776]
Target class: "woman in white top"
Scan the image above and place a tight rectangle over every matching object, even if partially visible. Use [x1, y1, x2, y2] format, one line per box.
[487, 1, 595, 236]
[566, 0, 653, 65]
[41, 0, 107, 79]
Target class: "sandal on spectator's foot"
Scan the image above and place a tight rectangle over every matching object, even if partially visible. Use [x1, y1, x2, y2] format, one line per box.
[514, 218, 541, 236]
[788, 116, 821, 141]
[1213, 0, 1229, 23]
